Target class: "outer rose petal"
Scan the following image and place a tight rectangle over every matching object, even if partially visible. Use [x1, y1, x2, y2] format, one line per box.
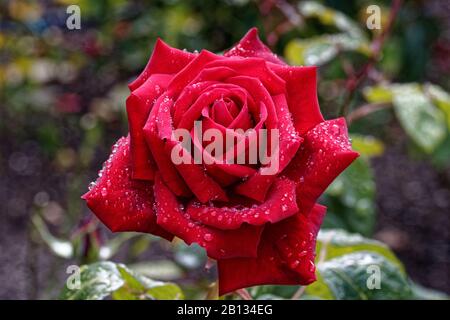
[82, 136, 172, 240]
[127, 74, 172, 180]
[128, 38, 195, 92]
[283, 118, 359, 213]
[217, 204, 326, 295]
[270, 65, 324, 135]
[186, 178, 299, 230]
[224, 27, 285, 65]
[153, 175, 263, 259]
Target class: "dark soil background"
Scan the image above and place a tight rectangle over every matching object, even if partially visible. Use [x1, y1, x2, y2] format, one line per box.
[373, 144, 450, 294]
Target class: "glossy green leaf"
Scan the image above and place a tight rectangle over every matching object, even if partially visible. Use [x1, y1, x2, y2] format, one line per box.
[364, 83, 447, 153]
[410, 282, 449, 300]
[298, 1, 365, 39]
[315, 229, 403, 269]
[312, 251, 414, 299]
[424, 83, 450, 129]
[61, 262, 124, 300]
[285, 34, 370, 66]
[392, 84, 446, 153]
[61, 261, 183, 300]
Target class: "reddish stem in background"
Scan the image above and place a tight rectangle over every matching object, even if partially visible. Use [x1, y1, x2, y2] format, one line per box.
[235, 288, 253, 300]
[347, 102, 391, 125]
[258, 0, 304, 48]
[339, 0, 403, 118]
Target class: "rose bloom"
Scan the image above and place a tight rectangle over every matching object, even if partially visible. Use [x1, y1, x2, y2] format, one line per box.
[83, 28, 358, 295]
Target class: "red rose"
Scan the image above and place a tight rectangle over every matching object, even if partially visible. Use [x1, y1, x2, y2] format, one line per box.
[82, 28, 358, 295]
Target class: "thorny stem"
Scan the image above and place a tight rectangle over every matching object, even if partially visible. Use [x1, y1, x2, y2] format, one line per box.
[339, 0, 403, 118]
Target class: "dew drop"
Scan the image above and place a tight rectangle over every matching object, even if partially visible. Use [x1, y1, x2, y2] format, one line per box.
[203, 233, 213, 241]
[309, 260, 315, 273]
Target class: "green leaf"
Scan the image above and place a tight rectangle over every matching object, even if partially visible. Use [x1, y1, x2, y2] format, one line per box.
[112, 265, 184, 300]
[285, 34, 370, 66]
[61, 262, 124, 300]
[129, 260, 184, 281]
[363, 85, 394, 103]
[315, 229, 403, 270]
[350, 134, 385, 157]
[392, 84, 446, 153]
[250, 285, 298, 300]
[410, 282, 449, 300]
[298, 1, 365, 39]
[364, 84, 447, 153]
[310, 251, 414, 300]
[60, 261, 184, 300]
[424, 83, 450, 129]
[323, 158, 376, 236]
[146, 283, 184, 300]
[285, 1, 370, 66]
[252, 230, 410, 300]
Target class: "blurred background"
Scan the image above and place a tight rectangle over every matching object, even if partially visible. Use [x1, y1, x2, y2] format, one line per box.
[0, 0, 449, 299]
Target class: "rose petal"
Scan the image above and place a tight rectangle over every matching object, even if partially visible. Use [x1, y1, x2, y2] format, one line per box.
[166, 50, 222, 98]
[153, 174, 263, 259]
[211, 99, 234, 127]
[173, 81, 216, 127]
[164, 139, 229, 203]
[187, 177, 299, 230]
[143, 95, 192, 197]
[206, 58, 285, 95]
[82, 136, 172, 240]
[128, 38, 195, 92]
[226, 76, 278, 130]
[234, 94, 303, 202]
[283, 118, 359, 213]
[224, 27, 286, 65]
[217, 204, 326, 295]
[178, 86, 247, 130]
[270, 65, 324, 135]
[126, 74, 172, 180]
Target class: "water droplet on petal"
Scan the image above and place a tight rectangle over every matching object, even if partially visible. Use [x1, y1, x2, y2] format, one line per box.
[309, 260, 315, 273]
[203, 233, 213, 242]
